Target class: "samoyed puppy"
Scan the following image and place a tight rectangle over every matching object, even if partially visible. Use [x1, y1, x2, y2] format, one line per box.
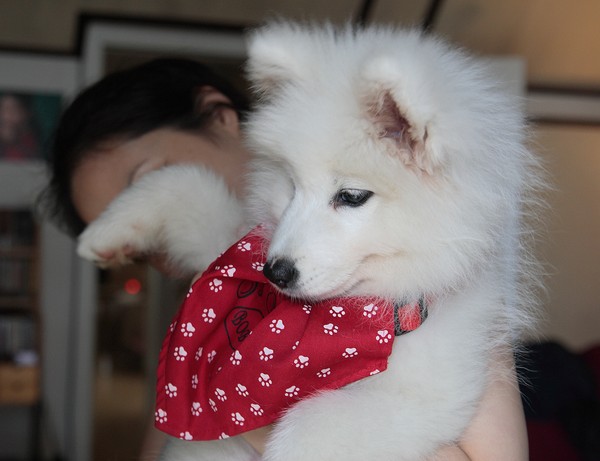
[78, 22, 541, 461]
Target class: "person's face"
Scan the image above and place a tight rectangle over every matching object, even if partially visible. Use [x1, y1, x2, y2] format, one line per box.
[71, 89, 248, 226]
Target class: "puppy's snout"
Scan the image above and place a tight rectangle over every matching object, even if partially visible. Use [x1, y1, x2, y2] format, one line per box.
[263, 257, 299, 289]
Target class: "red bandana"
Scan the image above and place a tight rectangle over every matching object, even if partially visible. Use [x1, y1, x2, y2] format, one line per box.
[155, 229, 426, 441]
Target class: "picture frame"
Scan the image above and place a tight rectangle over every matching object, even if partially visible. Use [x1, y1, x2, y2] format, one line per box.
[527, 86, 600, 126]
[0, 50, 77, 207]
[77, 14, 248, 88]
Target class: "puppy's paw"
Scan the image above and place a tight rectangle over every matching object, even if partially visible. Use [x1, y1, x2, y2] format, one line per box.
[77, 214, 155, 268]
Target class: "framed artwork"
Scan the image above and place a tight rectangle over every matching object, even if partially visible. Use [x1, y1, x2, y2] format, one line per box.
[0, 51, 77, 207]
[77, 14, 248, 89]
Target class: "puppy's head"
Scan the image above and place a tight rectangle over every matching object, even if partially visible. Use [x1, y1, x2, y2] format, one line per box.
[245, 22, 533, 301]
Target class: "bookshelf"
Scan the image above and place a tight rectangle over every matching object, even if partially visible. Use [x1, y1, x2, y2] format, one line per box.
[0, 209, 40, 407]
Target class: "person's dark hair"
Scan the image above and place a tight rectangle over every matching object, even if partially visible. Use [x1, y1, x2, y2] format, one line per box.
[40, 58, 249, 236]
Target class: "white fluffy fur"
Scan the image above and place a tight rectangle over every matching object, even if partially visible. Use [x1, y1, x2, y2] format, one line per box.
[78, 22, 542, 461]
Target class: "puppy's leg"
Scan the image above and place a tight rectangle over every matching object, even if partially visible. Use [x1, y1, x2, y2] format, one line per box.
[77, 165, 246, 274]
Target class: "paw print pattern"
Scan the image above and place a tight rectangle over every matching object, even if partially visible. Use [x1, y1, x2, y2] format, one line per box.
[179, 431, 193, 440]
[195, 347, 203, 361]
[174, 346, 187, 361]
[330, 306, 345, 318]
[202, 308, 216, 323]
[191, 374, 198, 389]
[215, 388, 227, 402]
[165, 383, 177, 398]
[155, 408, 167, 424]
[209, 399, 218, 412]
[252, 261, 264, 271]
[376, 330, 392, 344]
[220, 264, 236, 277]
[237, 241, 251, 252]
[363, 303, 378, 318]
[219, 433, 229, 440]
[323, 323, 339, 335]
[191, 402, 202, 416]
[207, 350, 216, 363]
[370, 369, 381, 376]
[180, 322, 195, 337]
[317, 367, 331, 378]
[209, 278, 223, 292]
[258, 373, 272, 387]
[236, 383, 249, 397]
[284, 385, 300, 397]
[231, 412, 245, 426]
[250, 403, 264, 416]
[343, 347, 358, 358]
[270, 319, 285, 334]
[230, 350, 242, 365]
[186, 287, 193, 298]
[259, 347, 274, 361]
[302, 304, 312, 314]
[294, 355, 309, 369]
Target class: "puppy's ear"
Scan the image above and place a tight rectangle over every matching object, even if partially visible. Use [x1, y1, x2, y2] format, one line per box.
[246, 23, 307, 95]
[363, 57, 439, 175]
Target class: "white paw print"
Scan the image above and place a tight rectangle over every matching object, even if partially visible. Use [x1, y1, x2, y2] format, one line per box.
[195, 346, 203, 360]
[363, 303, 378, 318]
[169, 321, 177, 333]
[292, 340, 300, 350]
[370, 369, 382, 376]
[284, 385, 300, 397]
[376, 329, 392, 344]
[231, 412, 245, 426]
[180, 322, 195, 337]
[317, 367, 331, 378]
[302, 304, 312, 314]
[209, 278, 223, 292]
[330, 306, 346, 318]
[343, 347, 358, 358]
[323, 323, 339, 335]
[220, 264, 237, 277]
[259, 346, 274, 361]
[237, 241, 251, 252]
[215, 388, 227, 402]
[250, 403, 264, 416]
[236, 383, 249, 397]
[230, 350, 242, 365]
[191, 374, 198, 389]
[155, 408, 167, 424]
[207, 350, 216, 363]
[165, 383, 177, 398]
[270, 319, 285, 334]
[191, 402, 202, 416]
[209, 399, 218, 412]
[219, 433, 229, 440]
[258, 373, 272, 387]
[294, 355, 309, 369]
[252, 261, 264, 271]
[174, 346, 187, 361]
[202, 308, 216, 323]
[186, 287, 193, 298]
[180, 431, 193, 440]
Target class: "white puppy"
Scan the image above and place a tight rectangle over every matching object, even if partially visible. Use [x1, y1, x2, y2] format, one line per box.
[78, 22, 542, 461]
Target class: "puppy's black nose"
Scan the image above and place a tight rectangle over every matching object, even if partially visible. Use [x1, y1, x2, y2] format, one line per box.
[263, 257, 299, 289]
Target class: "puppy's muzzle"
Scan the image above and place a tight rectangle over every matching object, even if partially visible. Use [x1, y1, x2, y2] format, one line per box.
[263, 257, 299, 289]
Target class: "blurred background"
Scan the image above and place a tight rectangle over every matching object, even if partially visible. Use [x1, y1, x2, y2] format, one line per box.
[0, 1, 598, 460]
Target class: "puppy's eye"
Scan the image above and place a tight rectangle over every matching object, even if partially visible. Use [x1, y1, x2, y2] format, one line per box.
[332, 189, 374, 208]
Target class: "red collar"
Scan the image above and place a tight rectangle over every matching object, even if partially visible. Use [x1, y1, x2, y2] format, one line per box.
[155, 228, 426, 441]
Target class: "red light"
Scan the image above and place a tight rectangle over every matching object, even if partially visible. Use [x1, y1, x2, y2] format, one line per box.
[124, 278, 142, 295]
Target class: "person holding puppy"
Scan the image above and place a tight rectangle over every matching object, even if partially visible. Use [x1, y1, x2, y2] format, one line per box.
[42, 58, 528, 460]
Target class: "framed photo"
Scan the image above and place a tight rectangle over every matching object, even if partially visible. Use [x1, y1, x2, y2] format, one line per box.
[0, 51, 77, 207]
[77, 14, 248, 89]
[527, 86, 600, 126]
